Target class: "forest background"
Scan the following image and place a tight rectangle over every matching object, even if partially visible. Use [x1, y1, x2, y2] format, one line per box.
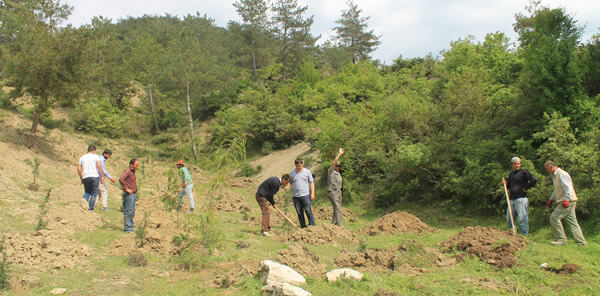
[1, 0, 600, 223]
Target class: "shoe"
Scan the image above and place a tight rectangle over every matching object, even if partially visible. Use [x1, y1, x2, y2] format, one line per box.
[261, 231, 273, 237]
[550, 241, 567, 246]
[103, 208, 110, 212]
[187, 209, 194, 214]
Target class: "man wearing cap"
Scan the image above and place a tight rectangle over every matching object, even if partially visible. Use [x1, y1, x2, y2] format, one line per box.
[544, 161, 587, 246]
[502, 157, 537, 235]
[327, 148, 345, 226]
[175, 160, 195, 213]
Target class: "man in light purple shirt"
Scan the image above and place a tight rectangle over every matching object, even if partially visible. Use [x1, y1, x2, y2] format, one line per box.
[98, 149, 116, 211]
[290, 158, 316, 228]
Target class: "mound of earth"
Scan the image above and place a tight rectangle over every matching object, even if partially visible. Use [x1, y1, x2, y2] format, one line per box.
[213, 260, 261, 288]
[360, 211, 433, 236]
[4, 230, 91, 271]
[214, 189, 252, 213]
[311, 206, 357, 223]
[440, 226, 527, 268]
[275, 245, 327, 277]
[279, 224, 359, 246]
[334, 248, 399, 271]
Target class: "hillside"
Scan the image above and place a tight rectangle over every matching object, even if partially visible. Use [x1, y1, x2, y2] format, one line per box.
[0, 110, 598, 295]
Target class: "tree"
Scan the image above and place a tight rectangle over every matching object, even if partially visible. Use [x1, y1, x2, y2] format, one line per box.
[131, 33, 164, 133]
[271, 0, 318, 80]
[332, 0, 381, 64]
[233, 0, 269, 82]
[1, 0, 87, 148]
[514, 1, 584, 121]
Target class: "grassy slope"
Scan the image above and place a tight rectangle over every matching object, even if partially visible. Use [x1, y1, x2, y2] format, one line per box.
[0, 109, 599, 296]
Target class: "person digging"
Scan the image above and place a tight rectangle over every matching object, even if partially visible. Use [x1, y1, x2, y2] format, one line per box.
[255, 174, 291, 237]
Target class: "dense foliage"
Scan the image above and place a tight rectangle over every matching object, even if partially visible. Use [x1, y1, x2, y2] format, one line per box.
[1, 1, 599, 219]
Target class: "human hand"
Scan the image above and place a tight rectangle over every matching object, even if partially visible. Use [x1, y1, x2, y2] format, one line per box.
[126, 189, 133, 194]
[310, 194, 315, 201]
[110, 177, 116, 183]
[339, 148, 345, 155]
[546, 199, 552, 208]
[562, 200, 569, 208]
[182, 182, 186, 188]
[502, 178, 507, 185]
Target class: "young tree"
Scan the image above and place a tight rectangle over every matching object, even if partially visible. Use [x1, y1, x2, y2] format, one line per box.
[1, 0, 87, 148]
[332, 0, 381, 64]
[271, 0, 318, 80]
[131, 33, 164, 133]
[233, 0, 269, 82]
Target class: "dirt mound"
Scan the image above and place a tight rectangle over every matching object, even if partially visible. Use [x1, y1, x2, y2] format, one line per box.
[311, 206, 357, 223]
[275, 245, 327, 277]
[213, 260, 261, 288]
[440, 226, 527, 268]
[540, 263, 579, 274]
[334, 248, 399, 271]
[4, 230, 91, 271]
[360, 211, 433, 236]
[279, 224, 359, 246]
[214, 189, 252, 213]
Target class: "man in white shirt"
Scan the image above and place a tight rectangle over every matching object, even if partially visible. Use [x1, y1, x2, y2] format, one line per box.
[77, 145, 103, 212]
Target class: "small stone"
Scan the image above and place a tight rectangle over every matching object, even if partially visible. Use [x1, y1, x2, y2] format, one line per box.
[50, 288, 67, 294]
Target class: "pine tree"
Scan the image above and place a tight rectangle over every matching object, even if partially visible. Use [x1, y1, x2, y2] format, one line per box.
[233, 0, 269, 82]
[332, 0, 381, 64]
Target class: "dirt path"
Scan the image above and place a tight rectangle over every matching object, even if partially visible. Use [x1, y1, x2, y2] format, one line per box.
[250, 142, 320, 180]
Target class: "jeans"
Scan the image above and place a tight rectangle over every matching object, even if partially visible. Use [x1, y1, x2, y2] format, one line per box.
[550, 201, 587, 246]
[293, 195, 315, 228]
[82, 177, 100, 211]
[507, 197, 528, 235]
[178, 184, 195, 209]
[123, 192, 136, 232]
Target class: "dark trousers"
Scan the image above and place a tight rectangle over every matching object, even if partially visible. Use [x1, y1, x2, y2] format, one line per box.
[293, 195, 315, 228]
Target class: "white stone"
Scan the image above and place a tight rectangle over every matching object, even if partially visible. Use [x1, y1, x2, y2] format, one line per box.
[260, 260, 306, 286]
[326, 268, 363, 282]
[262, 282, 312, 296]
[50, 288, 67, 295]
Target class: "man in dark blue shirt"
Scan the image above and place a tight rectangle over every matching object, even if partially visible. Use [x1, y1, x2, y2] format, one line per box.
[502, 157, 537, 235]
[256, 174, 291, 237]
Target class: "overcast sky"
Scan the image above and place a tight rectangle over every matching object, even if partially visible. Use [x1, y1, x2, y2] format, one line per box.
[62, 0, 599, 64]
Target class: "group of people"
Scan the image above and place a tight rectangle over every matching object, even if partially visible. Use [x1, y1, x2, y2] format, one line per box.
[79, 144, 587, 246]
[255, 148, 345, 237]
[502, 157, 587, 246]
[78, 145, 195, 232]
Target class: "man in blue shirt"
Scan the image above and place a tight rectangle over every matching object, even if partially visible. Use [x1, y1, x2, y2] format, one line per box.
[98, 149, 116, 211]
[290, 158, 316, 228]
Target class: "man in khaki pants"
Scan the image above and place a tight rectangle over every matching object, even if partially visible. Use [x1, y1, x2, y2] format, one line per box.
[544, 161, 587, 246]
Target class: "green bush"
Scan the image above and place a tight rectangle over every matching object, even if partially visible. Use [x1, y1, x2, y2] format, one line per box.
[70, 97, 127, 138]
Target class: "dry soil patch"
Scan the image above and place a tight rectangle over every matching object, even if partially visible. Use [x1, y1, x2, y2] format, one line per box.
[360, 211, 433, 236]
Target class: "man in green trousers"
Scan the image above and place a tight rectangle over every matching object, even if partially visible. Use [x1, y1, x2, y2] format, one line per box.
[544, 161, 587, 246]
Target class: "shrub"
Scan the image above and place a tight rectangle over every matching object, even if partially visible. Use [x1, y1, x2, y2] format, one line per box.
[70, 97, 127, 138]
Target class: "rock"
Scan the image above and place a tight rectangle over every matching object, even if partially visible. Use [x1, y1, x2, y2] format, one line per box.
[325, 268, 363, 282]
[50, 288, 67, 294]
[262, 282, 312, 296]
[260, 260, 306, 286]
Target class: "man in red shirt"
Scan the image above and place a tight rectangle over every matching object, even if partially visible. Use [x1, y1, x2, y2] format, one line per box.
[119, 159, 139, 232]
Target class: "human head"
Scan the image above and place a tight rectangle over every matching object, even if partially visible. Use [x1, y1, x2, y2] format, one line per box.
[294, 158, 304, 171]
[281, 174, 291, 186]
[103, 149, 112, 158]
[175, 159, 185, 168]
[510, 157, 521, 171]
[334, 160, 342, 172]
[87, 144, 96, 152]
[129, 158, 139, 171]
[544, 161, 557, 174]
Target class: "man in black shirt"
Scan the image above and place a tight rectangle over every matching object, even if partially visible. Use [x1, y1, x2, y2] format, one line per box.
[256, 174, 291, 237]
[502, 157, 537, 235]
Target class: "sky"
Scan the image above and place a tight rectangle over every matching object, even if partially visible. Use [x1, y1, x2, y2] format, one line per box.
[62, 0, 600, 64]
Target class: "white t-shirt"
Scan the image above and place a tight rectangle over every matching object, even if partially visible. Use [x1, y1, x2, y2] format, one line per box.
[79, 153, 100, 179]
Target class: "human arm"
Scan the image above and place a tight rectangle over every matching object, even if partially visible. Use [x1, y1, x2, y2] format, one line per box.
[101, 159, 114, 183]
[96, 159, 104, 183]
[77, 163, 83, 184]
[310, 182, 315, 200]
[119, 170, 133, 194]
[524, 171, 537, 192]
[558, 173, 574, 201]
[330, 148, 344, 170]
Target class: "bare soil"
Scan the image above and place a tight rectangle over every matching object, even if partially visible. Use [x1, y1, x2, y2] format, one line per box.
[311, 205, 357, 223]
[360, 211, 433, 236]
[279, 224, 360, 246]
[275, 245, 327, 277]
[334, 248, 399, 271]
[440, 226, 527, 268]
